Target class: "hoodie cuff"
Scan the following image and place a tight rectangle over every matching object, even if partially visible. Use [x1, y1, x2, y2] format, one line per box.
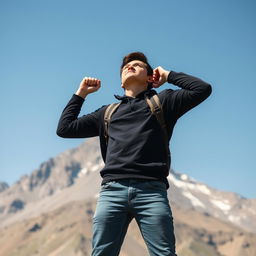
[73, 94, 85, 102]
[167, 71, 179, 84]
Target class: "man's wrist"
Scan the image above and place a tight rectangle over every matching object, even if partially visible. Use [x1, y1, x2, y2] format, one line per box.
[75, 89, 88, 99]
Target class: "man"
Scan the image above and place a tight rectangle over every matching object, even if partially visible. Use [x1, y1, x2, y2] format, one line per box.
[57, 52, 212, 256]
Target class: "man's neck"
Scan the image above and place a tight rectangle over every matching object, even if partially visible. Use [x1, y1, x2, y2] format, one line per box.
[124, 84, 148, 98]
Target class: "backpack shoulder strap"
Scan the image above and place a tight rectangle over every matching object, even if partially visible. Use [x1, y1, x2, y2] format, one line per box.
[104, 103, 121, 144]
[145, 94, 168, 141]
[145, 94, 170, 175]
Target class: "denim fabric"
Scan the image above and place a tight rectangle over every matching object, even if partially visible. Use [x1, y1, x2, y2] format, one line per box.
[92, 179, 177, 256]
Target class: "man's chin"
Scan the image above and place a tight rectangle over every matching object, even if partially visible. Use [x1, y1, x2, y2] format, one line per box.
[121, 81, 131, 89]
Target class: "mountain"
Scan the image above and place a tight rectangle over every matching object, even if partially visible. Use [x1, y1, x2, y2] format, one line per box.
[0, 181, 9, 193]
[0, 138, 103, 219]
[1, 199, 256, 256]
[168, 172, 256, 234]
[0, 137, 255, 256]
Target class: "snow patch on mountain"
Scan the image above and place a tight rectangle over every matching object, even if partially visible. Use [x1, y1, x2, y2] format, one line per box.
[182, 191, 206, 208]
[228, 215, 241, 224]
[168, 173, 211, 195]
[78, 167, 89, 177]
[210, 199, 231, 211]
[78, 160, 104, 178]
[91, 163, 103, 172]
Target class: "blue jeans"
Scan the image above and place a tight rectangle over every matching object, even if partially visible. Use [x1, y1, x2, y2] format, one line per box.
[92, 179, 177, 256]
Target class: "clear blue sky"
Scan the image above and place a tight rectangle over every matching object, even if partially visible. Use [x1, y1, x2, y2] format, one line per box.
[1, 0, 255, 198]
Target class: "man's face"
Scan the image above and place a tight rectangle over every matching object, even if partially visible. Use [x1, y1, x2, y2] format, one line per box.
[121, 60, 151, 88]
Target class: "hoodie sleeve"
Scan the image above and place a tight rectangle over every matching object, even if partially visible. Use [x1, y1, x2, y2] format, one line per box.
[56, 94, 105, 138]
[163, 71, 212, 120]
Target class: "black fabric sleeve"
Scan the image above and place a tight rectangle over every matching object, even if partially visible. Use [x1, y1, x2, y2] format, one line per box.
[56, 94, 104, 138]
[164, 71, 212, 119]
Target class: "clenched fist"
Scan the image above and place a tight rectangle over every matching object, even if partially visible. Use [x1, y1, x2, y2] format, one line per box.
[75, 77, 101, 99]
[152, 66, 170, 88]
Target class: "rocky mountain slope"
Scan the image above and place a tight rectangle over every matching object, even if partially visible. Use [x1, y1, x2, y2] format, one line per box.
[0, 182, 9, 192]
[0, 199, 147, 256]
[0, 198, 255, 256]
[0, 137, 255, 256]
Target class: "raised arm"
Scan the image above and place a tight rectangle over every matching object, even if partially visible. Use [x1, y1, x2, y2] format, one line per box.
[153, 66, 212, 119]
[56, 77, 103, 138]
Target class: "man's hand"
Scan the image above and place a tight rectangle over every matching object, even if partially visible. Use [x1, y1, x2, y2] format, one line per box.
[75, 77, 101, 99]
[152, 66, 170, 88]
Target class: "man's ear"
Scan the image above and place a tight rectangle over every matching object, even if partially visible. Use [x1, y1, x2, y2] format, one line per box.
[147, 75, 153, 83]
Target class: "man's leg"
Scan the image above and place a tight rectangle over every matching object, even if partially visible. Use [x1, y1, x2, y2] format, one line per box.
[92, 181, 133, 256]
[132, 180, 177, 256]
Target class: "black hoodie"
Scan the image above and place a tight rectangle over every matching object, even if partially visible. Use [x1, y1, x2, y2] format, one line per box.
[56, 71, 212, 189]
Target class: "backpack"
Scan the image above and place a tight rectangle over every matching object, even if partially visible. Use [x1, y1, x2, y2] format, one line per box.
[103, 93, 170, 174]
